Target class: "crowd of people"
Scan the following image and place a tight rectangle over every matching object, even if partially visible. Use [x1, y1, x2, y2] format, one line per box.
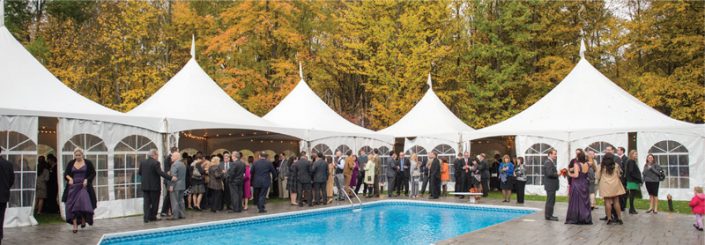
[1, 143, 704, 242]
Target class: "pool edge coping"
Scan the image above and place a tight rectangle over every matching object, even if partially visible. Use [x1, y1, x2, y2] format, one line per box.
[98, 199, 540, 244]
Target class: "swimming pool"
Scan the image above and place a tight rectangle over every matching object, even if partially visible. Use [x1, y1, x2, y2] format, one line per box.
[99, 200, 536, 245]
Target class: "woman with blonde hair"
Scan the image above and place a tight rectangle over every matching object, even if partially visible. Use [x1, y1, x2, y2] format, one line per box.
[499, 154, 515, 202]
[363, 154, 376, 198]
[62, 148, 97, 233]
[625, 150, 642, 214]
[586, 150, 598, 210]
[409, 153, 421, 198]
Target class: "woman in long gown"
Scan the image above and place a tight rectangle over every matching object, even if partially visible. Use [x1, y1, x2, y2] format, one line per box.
[326, 156, 335, 203]
[565, 151, 593, 225]
[349, 156, 359, 189]
[243, 160, 252, 211]
[62, 148, 97, 233]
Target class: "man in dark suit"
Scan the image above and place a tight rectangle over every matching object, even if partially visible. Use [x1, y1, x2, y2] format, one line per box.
[543, 149, 559, 221]
[616, 147, 628, 211]
[296, 155, 313, 207]
[251, 152, 277, 213]
[355, 150, 369, 196]
[220, 152, 232, 211]
[399, 152, 411, 196]
[312, 153, 328, 205]
[227, 152, 246, 213]
[453, 153, 464, 196]
[387, 153, 399, 197]
[0, 147, 15, 242]
[138, 149, 174, 223]
[429, 152, 441, 199]
[477, 153, 490, 197]
[160, 147, 178, 217]
[429, 152, 442, 199]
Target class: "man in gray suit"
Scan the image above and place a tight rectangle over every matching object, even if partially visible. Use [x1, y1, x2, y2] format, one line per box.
[296, 155, 313, 207]
[387, 153, 399, 197]
[168, 152, 186, 220]
[227, 152, 246, 213]
[543, 149, 559, 221]
[312, 152, 329, 205]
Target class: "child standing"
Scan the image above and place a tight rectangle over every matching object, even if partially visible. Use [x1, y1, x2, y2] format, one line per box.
[689, 186, 705, 231]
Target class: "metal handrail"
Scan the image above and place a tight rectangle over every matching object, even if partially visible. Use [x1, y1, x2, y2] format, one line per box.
[335, 177, 362, 211]
[345, 186, 362, 211]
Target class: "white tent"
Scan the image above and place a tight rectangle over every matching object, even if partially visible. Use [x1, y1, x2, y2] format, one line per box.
[470, 40, 704, 200]
[127, 37, 304, 140]
[379, 74, 475, 160]
[263, 65, 393, 155]
[0, 9, 162, 227]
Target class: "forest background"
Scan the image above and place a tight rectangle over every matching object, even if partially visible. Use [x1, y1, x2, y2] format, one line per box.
[5, 0, 703, 130]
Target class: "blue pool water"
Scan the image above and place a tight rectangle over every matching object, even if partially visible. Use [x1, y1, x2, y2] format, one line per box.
[100, 201, 535, 245]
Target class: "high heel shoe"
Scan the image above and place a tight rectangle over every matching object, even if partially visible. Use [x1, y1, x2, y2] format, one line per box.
[72, 229, 78, 233]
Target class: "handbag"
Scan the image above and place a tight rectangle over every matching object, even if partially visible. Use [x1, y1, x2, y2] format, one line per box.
[650, 166, 665, 181]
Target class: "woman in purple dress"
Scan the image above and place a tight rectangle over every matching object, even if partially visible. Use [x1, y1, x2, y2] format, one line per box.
[349, 156, 359, 189]
[243, 157, 252, 211]
[565, 151, 592, 225]
[62, 148, 97, 233]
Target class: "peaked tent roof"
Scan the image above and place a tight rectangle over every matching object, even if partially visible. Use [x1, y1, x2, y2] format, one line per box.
[472, 42, 702, 140]
[128, 39, 304, 137]
[378, 74, 475, 143]
[263, 66, 392, 143]
[0, 26, 161, 131]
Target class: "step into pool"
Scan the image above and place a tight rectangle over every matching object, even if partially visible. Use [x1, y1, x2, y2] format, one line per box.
[100, 200, 536, 245]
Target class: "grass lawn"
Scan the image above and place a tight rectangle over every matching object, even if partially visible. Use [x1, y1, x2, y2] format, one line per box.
[483, 191, 692, 215]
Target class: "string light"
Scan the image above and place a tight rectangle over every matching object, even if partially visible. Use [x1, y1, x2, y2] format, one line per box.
[182, 132, 207, 141]
[39, 130, 56, 134]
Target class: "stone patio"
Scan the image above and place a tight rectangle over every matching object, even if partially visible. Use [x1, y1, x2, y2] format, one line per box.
[3, 196, 703, 245]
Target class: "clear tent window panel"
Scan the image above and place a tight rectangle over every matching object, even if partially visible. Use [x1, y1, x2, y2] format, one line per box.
[648, 140, 689, 189]
[312, 144, 333, 157]
[62, 134, 109, 201]
[335, 145, 352, 156]
[403, 145, 429, 179]
[1, 131, 37, 208]
[359, 146, 373, 155]
[524, 143, 554, 186]
[585, 141, 615, 165]
[378, 146, 392, 179]
[433, 144, 457, 181]
[114, 135, 156, 200]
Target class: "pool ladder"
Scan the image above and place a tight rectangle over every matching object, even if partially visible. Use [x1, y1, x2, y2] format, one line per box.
[343, 186, 362, 212]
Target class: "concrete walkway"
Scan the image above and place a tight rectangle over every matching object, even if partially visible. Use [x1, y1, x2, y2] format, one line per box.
[3, 196, 703, 244]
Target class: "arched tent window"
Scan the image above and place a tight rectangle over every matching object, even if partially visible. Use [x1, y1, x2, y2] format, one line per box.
[585, 141, 614, 165]
[38, 144, 55, 157]
[377, 146, 392, 178]
[433, 144, 457, 181]
[335, 145, 352, 156]
[524, 143, 555, 185]
[404, 146, 428, 178]
[0, 131, 37, 208]
[211, 148, 229, 156]
[359, 146, 373, 155]
[239, 149, 255, 162]
[312, 144, 333, 157]
[114, 135, 156, 200]
[282, 150, 295, 158]
[62, 134, 109, 201]
[649, 140, 689, 189]
[263, 150, 276, 161]
[180, 148, 198, 157]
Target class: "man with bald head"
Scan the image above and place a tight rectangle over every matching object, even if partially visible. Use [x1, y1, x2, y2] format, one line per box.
[168, 152, 186, 220]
